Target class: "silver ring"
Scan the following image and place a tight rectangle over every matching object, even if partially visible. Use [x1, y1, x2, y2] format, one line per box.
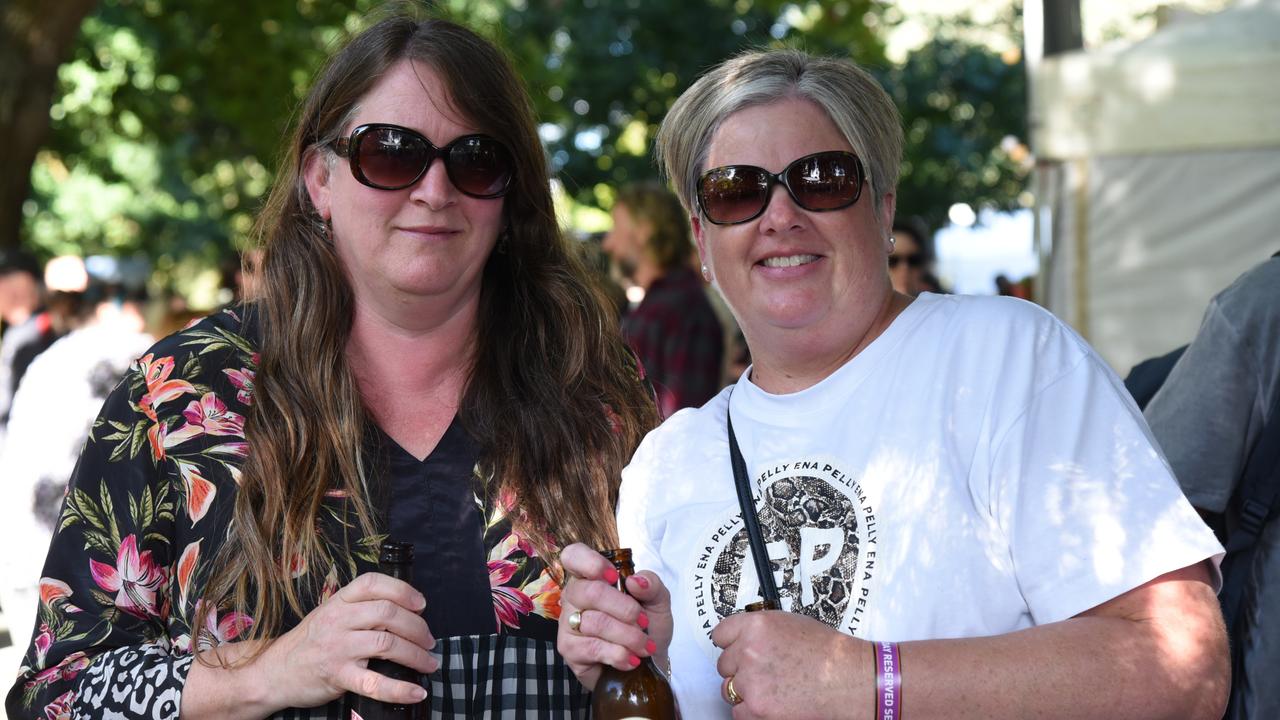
[567, 609, 583, 632]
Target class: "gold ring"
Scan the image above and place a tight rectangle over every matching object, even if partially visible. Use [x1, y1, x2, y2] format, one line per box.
[726, 675, 743, 705]
[567, 609, 583, 632]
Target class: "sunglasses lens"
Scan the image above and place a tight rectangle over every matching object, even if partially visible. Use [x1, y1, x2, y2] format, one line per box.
[786, 152, 862, 211]
[699, 167, 769, 224]
[446, 137, 514, 198]
[353, 126, 432, 189]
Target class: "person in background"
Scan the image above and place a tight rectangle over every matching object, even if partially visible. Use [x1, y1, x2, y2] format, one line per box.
[0, 250, 43, 337]
[0, 250, 52, 431]
[888, 216, 931, 295]
[0, 274, 154, 682]
[557, 48, 1227, 719]
[603, 181, 724, 416]
[219, 248, 266, 306]
[994, 273, 1031, 300]
[1144, 253, 1280, 720]
[575, 231, 629, 322]
[6, 13, 655, 719]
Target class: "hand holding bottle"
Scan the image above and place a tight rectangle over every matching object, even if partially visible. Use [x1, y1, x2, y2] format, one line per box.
[255, 571, 439, 711]
[557, 542, 674, 692]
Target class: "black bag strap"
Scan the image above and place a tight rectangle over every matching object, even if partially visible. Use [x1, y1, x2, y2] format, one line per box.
[727, 405, 780, 605]
[1218, 372, 1280, 633]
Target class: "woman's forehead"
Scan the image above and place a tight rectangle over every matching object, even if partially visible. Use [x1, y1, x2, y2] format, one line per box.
[705, 97, 851, 170]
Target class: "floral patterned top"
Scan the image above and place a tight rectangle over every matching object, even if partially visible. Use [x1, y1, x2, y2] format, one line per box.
[4, 306, 587, 719]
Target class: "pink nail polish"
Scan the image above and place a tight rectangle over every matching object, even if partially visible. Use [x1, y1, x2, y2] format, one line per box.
[631, 575, 650, 590]
[637, 611, 650, 630]
[646, 639, 656, 654]
[604, 567, 619, 584]
[629, 654, 641, 668]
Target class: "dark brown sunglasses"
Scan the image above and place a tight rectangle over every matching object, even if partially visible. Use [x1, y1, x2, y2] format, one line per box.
[696, 150, 865, 225]
[329, 123, 513, 198]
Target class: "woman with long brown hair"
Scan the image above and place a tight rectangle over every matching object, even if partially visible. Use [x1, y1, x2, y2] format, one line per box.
[6, 12, 655, 720]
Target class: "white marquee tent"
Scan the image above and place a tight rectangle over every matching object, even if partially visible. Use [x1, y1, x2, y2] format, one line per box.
[1031, 0, 1280, 373]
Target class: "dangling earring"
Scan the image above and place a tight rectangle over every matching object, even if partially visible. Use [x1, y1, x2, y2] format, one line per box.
[701, 264, 711, 282]
[887, 235, 896, 254]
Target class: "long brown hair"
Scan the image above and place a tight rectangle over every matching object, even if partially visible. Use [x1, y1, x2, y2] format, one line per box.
[199, 13, 657, 660]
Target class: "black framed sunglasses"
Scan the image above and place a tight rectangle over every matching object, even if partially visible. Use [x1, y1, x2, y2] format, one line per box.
[888, 253, 924, 269]
[329, 123, 514, 198]
[696, 150, 865, 225]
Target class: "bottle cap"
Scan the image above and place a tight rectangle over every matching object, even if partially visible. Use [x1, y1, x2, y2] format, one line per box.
[599, 547, 633, 564]
[380, 541, 415, 565]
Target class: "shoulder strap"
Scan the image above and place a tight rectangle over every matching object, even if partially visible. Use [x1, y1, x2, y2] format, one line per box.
[727, 406, 781, 605]
[1218, 371, 1280, 631]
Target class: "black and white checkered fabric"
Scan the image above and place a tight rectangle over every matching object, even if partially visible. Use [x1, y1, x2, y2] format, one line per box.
[264, 633, 588, 719]
[427, 633, 589, 718]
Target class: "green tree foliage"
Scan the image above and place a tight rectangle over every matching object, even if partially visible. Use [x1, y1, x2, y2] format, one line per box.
[20, 0, 1029, 298]
[879, 10, 1031, 233]
[454, 0, 885, 209]
[25, 0, 377, 289]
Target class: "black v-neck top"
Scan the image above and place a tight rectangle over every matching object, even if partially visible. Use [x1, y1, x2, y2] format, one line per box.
[375, 416, 496, 637]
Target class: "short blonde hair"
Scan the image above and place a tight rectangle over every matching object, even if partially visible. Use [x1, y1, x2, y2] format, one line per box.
[656, 48, 903, 219]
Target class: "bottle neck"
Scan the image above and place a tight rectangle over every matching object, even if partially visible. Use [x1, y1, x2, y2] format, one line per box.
[612, 561, 635, 595]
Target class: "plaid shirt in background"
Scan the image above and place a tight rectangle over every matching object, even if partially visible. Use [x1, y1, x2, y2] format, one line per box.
[623, 267, 724, 418]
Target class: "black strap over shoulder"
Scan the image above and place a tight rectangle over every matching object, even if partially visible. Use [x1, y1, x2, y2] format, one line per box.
[1219, 374, 1280, 632]
[727, 405, 781, 605]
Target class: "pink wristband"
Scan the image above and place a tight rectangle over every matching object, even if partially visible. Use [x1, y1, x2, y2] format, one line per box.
[875, 641, 901, 720]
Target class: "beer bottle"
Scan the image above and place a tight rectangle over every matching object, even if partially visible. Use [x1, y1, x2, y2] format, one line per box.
[348, 541, 425, 720]
[591, 548, 679, 720]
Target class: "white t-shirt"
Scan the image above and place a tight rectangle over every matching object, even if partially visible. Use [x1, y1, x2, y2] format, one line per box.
[617, 292, 1223, 719]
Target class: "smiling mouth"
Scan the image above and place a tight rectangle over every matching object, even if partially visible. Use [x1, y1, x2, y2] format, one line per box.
[759, 254, 820, 268]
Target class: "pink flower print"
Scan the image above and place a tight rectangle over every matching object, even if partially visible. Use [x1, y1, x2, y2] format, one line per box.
[37, 578, 80, 613]
[320, 564, 341, 602]
[489, 559, 533, 631]
[176, 461, 217, 524]
[523, 568, 562, 620]
[88, 535, 168, 620]
[33, 623, 53, 666]
[603, 402, 623, 435]
[182, 392, 245, 437]
[288, 550, 308, 579]
[191, 600, 254, 652]
[496, 487, 519, 514]
[223, 366, 255, 406]
[42, 690, 74, 720]
[29, 652, 90, 689]
[207, 441, 249, 459]
[176, 540, 201, 611]
[147, 419, 202, 462]
[489, 530, 535, 564]
[136, 354, 196, 422]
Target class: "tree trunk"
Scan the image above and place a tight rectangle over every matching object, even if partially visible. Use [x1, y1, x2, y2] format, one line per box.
[1041, 0, 1082, 57]
[0, 0, 100, 252]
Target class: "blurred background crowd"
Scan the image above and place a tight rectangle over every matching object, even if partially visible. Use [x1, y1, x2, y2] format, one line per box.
[1, 0, 1277, 679]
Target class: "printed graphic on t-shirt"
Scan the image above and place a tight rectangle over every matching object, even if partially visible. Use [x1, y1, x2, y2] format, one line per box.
[685, 456, 878, 659]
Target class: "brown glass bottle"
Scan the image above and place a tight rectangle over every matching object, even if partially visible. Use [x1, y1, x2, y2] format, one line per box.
[591, 548, 679, 720]
[744, 599, 780, 612]
[348, 541, 425, 720]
